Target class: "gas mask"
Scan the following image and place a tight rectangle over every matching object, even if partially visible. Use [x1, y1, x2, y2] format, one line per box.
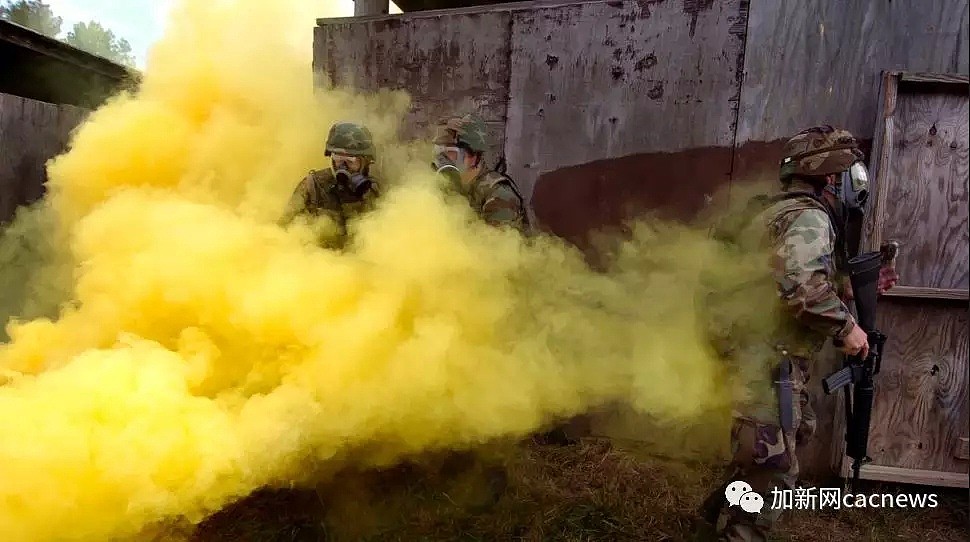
[837, 161, 870, 214]
[331, 154, 372, 197]
[826, 161, 871, 262]
[431, 144, 466, 185]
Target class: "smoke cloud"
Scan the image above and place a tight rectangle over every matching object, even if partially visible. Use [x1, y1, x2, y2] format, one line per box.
[0, 1, 782, 540]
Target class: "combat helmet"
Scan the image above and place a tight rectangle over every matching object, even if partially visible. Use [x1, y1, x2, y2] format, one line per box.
[433, 113, 488, 153]
[325, 122, 376, 158]
[779, 125, 863, 182]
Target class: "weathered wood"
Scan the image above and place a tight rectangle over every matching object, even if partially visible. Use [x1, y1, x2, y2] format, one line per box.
[319, 0, 607, 23]
[877, 90, 969, 290]
[865, 71, 900, 252]
[0, 93, 88, 223]
[1, 20, 133, 109]
[862, 300, 968, 476]
[733, 0, 969, 182]
[882, 286, 970, 301]
[900, 73, 970, 85]
[355, 0, 390, 16]
[955, 437, 970, 461]
[839, 463, 969, 488]
[315, 12, 512, 163]
[838, 70, 970, 488]
[504, 0, 747, 203]
[313, 2, 970, 481]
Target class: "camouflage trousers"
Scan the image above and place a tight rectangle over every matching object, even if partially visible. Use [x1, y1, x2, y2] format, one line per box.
[701, 356, 817, 541]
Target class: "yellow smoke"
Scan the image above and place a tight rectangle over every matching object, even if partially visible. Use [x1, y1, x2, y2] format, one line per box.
[0, 0, 781, 540]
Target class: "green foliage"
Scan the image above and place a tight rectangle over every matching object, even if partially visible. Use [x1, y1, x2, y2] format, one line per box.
[0, 0, 62, 37]
[65, 20, 136, 67]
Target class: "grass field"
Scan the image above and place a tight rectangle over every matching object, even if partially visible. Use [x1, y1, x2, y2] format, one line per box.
[190, 438, 969, 542]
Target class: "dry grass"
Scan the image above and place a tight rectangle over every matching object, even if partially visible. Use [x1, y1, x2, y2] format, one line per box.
[191, 439, 968, 542]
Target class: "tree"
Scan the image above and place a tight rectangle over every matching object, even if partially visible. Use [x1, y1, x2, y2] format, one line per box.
[65, 20, 135, 67]
[0, 0, 62, 37]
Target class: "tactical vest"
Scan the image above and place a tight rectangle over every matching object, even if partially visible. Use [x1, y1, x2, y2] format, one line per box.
[304, 169, 381, 223]
[704, 190, 843, 361]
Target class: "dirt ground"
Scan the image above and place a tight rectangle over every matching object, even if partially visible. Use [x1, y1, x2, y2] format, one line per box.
[189, 439, 969, 542]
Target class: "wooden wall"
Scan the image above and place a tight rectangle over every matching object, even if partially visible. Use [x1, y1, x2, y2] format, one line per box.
[733, 0, 970, 183]
[313, 0, 970, 478]
[315, 11, 513, 165]
[845, 74, 969, 487]
[317, 0, 749, 247]
[0, 93, 88, 223]
[504, 0, 746, 243]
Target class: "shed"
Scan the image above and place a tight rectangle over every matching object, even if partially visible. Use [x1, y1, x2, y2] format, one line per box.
[0, 19, 131, 223]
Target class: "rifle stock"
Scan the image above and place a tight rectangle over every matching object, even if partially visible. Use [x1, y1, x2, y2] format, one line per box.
[823, 246, 893, 488]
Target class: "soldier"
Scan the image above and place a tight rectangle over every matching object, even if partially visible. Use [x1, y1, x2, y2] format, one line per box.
[430, 113, 580, 444]
[697, 126, 898, 541]
[430, 113, 529, 233]
[280, 122, 381, 248]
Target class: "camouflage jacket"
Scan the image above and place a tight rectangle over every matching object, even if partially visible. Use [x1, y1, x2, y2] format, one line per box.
[704, 182, 854, 362]
[460, 168, 529, 233]
[279, 169, 381, 247]
[760, 184, 855, 354]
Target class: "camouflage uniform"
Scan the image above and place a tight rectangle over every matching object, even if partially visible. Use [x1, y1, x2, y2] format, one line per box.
[432, 114, 529, 233]
[702, 127, 862, 541]
[280, 122, 381, 248]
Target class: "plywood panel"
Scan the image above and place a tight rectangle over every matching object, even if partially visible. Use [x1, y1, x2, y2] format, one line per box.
[734, 0, 969, 182]
[504, 0, 747, 202]
[0, 92, 88, 223]
[315, 12, 512, 163]
[877, 90, 969, 290]
[863, 299, 969, 475]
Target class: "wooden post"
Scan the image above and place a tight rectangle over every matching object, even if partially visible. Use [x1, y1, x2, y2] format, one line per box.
[355, 0, 389, 16]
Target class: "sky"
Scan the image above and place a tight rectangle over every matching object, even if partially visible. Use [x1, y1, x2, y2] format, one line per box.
[43, 0, 401, 68]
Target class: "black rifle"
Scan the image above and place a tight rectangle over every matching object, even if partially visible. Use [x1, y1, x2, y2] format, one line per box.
[822, 241, 898, 489]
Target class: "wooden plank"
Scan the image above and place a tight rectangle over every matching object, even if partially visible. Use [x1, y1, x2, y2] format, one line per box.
[861, 300, 969, 475]
[318, 0, 606, 23]
[314, 11, 512, 164]
[738, 0, 969, 144]
[0, 20, 130, 80]
[354, 0, 390, 16]
[876, 90, 969, 290]
[881, 286, 970, 301]
[900, 73, 970, 85]
[838, 462, 970, 488]
[0, 92, 88, 223]
[504, 0, 745, 202]
[865, 71, 900, 252]
[733, 0, 969, 183]
[955, 437, 969, 461]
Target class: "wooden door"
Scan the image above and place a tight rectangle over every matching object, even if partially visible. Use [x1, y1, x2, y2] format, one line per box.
[839, 72, 969, 488]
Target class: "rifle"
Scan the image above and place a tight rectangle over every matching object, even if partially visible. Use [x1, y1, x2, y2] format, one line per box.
[821, 241, 899, 489]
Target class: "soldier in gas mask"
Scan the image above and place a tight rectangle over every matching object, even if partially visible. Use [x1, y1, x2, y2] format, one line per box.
[280, 122, 381, 248]
[431, 113, 529, 234]
[695, 126, 898, 541]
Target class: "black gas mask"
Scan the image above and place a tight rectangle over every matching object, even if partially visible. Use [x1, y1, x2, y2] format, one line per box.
[332, 154, 372, 197]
